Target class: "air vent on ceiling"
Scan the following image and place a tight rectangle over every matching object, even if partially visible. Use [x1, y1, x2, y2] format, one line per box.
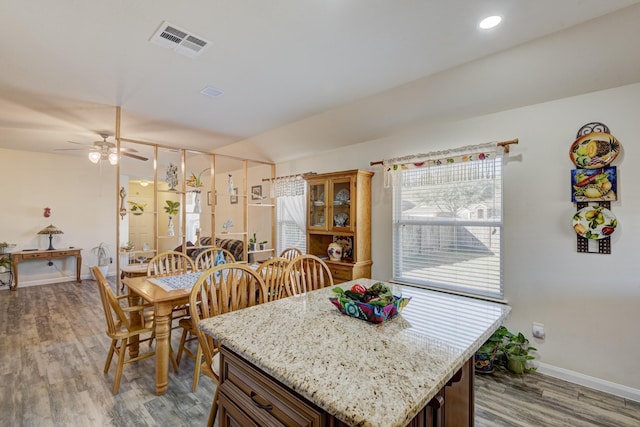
[150, 21, 210, 58]
[200, 86, 224, 98]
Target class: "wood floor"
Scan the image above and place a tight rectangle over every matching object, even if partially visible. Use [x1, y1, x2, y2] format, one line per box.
[1, 280, 639, 427]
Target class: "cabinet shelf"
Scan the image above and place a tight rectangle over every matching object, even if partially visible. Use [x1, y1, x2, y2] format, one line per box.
[247, 248, 274, 254]
[248, 203, 275, 207]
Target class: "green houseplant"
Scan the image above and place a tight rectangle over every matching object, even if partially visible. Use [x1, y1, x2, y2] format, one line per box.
[128, 201, 146, 215]
[163, 200, 180, 216]
[249, 233, 257, 251]
[91, 242, 110, 278]
[0, 255, 11, 272]
[474, 326, 508, 374]
[502, 330, 537, 374]
[163, 200, 180, 237]
[475, 326, 537, 375]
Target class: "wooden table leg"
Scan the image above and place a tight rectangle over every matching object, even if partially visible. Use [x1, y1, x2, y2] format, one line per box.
[76, 253, 82, 283]
[127, 292, 142, 358]
[11, 256, 18, 290]
[154, 302, 173, 395]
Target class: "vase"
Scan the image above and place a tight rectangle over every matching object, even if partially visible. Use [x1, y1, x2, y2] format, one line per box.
[327, 242, 343, 261]
[193, 191, 201, 213]
[168, 216, 175, 236]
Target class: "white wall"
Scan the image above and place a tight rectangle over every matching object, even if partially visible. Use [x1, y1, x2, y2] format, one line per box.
[275, 82, 640, 395]
[0, 149, 117, 287]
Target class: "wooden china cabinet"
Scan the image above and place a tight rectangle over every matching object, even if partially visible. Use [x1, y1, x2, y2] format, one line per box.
[305, 169, 373, 283]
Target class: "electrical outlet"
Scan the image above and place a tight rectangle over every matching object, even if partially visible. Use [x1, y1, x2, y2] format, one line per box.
[532, 322, 545, 339]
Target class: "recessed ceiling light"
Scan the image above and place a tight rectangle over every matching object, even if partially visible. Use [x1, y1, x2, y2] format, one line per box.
[479, 15, 502, 30]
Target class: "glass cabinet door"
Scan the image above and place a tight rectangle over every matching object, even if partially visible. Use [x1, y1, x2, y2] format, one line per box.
[330, 177, 353, 231]
[308, 180, 327, 230]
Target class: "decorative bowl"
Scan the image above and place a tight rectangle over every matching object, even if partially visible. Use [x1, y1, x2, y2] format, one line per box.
[329, 295, 410, 324]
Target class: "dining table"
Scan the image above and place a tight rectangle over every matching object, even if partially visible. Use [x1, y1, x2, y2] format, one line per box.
[122, 272, 202, 395]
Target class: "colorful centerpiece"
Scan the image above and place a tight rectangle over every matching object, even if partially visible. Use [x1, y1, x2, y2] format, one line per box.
[329, 282, 410, 324]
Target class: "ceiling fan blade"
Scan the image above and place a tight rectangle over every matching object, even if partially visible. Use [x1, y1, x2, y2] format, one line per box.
[54, 147, 89, 151]
[119, 147, 139, 154]
[121, 151, 148, 161]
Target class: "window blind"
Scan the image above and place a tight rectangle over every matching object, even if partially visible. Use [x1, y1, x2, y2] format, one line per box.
[391, 150, 503, 299]
[274, 176, 307, 254]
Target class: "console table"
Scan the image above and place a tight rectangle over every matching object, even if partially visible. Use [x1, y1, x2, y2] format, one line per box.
[11, 248, 82, 290]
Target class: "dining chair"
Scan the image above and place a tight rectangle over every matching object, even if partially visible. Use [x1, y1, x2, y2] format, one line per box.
[176, 247, 236, 373]
[93, 266, 156, 394]
[146, 250, 195, 370]
[283, 254, 334, 296]
[279, 247, 302, 261]
[189, 264, 268, 426]
[194, 247, 236, 271]
[256, 257, 290, 302]
[146, 250, 195, 276]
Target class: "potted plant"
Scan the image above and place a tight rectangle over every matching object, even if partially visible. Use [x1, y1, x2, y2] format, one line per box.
[0, 255, 11, 273]
[128, 201, 146, 215]
[474, 326, 508, 374]
[249, 233, 257, 251]
[164, 200, 180, 237]
[502, 330, 537, 374]
[259, 241, 268, 251]
[0, 242, 15, 254]
[91, 242, 110, 278]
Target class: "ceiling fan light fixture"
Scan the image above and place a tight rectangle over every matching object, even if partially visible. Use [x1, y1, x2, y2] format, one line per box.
[108, 152, 118, 165]
[88, 151, 101, 163]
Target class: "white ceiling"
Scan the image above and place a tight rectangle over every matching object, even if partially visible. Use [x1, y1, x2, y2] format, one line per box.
[1, 0, 639, 163]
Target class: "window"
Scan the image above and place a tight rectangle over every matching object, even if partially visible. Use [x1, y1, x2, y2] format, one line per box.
[274, 177, 306, 254]
[391, 149, 503, 299]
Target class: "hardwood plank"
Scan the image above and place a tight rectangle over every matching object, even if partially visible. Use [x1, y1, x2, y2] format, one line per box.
[1, 281, 639, 427]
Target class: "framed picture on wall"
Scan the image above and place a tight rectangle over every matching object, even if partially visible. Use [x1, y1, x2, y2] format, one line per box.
[251, 185, 262, 200]
[230, 188, 238, 204]
[571, 166, 617, 202]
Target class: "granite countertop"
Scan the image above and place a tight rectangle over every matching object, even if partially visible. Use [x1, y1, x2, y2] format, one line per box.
[199, 278, 511, 427]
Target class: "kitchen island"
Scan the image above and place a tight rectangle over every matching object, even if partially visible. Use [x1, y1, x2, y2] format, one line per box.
[199, 278, 511, 427]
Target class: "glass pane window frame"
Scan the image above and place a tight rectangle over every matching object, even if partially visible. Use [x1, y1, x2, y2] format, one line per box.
[391, 155, 504, 300]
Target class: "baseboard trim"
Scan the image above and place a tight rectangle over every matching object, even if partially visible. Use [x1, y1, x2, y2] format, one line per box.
[537, 362, 640, 403]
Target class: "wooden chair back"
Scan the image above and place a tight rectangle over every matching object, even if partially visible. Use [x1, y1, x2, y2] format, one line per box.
[256, 257, 290, 302]
[189, 264, 268, 374]
[283, 254, 334, 296]
[279, 247, 302, 261]
[194, 247, 236, 271]
[147, 250, 195, 276]
[189, 264, 268, 427]
[95, 266, 131, 333]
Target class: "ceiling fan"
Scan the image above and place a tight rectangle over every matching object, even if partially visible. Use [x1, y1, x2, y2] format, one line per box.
[56, 134, 149, 164]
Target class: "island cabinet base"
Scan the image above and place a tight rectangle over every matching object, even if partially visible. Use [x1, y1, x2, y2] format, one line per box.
[218, 347, 474, 427]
